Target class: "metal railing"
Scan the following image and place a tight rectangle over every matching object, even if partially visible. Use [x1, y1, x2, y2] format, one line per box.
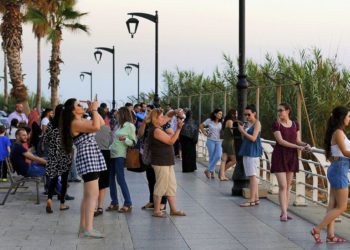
[196, 134, 350, 217]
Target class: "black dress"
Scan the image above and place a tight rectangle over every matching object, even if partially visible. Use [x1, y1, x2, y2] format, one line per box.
[180, 118, 199, 172]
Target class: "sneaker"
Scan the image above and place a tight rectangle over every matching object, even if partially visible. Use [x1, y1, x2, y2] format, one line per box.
[65, 194, 75, 200]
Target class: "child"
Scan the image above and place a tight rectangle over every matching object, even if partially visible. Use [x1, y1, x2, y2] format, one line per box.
[0, 125, 11, 182]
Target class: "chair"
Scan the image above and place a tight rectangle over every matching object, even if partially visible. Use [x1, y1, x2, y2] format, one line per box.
[1, 157, 43, 205]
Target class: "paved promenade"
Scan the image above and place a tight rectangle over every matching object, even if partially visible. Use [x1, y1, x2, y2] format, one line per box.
[0, 161, 350, 250]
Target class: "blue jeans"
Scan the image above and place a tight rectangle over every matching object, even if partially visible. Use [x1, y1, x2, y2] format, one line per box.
[109, 157, 132, 206]
[206, 139, 222, 173]
[26, 163, 45, 177]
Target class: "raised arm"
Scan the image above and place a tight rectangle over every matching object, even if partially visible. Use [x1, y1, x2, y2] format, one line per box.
[72, 101, 103, 134]
[154, 119, 183, 145]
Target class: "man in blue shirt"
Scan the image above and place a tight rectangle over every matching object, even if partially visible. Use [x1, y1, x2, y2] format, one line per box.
[10, 128, 46, 177]
[135, 103, 147, 128]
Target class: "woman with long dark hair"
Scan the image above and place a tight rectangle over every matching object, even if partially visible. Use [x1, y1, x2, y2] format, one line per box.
[108, 107, 135, 213]
[180, 109, 199, 172]
[60, 98, 106, 238]
[311, 106, 350, 244]
[199, 108, 223, 178]
[271, 103, 310, 221]
[44, 104, 72, 213]
[219, 109, 237, 180]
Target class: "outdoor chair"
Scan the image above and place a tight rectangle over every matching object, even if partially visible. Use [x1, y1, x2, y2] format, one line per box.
[0, 157, 43, 205]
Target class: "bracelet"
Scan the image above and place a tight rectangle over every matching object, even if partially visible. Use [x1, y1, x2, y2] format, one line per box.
[91, 109, 98, 112]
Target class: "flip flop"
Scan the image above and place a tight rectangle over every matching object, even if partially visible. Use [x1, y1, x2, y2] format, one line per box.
[141, 203, 154, 210]
[240, 201, 256, 207]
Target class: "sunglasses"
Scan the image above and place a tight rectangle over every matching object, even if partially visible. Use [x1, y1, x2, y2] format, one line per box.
[277, 109, 285, 112]
[76, 103, 82, 107]
[244, 113, 251, 117]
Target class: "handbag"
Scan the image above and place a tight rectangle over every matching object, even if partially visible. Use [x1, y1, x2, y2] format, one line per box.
[126, 147, 140, 169]
[126, 140, 140, 169]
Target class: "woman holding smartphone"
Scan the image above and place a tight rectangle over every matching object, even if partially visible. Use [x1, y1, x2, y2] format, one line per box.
[61, 98, 106, 238]
[238, 104, 263, 207]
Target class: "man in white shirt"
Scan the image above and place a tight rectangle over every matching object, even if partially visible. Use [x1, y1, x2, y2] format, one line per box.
[8, 104, 28, 125]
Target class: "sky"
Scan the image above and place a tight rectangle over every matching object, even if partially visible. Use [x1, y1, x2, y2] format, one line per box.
[12, 0, 350, 108]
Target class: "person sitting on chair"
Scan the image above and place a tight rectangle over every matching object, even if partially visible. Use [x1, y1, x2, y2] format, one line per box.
[10, 128, 47, 177]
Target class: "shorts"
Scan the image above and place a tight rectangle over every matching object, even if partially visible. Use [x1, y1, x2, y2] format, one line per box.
[327, 158, 349, 189]
[82, 172, 100, 183]
[99, 150, 111, 189]
[152, 165, 177, 197]
[243, 156, 259, 177]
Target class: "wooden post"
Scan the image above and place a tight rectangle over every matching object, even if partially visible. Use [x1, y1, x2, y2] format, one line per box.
[294, 85, 306, 206]
[199, 92, 202, 122]
[223, 91, 227, 115]
[177, 96, 180, 108]
[276, 85, 282, 119]
[256, 87, 260, 120]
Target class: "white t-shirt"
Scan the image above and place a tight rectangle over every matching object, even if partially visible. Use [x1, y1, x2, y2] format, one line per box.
[203, 118, 222, 141]
[41, 117, 50, 129]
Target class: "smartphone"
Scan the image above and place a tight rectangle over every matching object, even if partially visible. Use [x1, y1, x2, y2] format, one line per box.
[94, 94, 98, 101]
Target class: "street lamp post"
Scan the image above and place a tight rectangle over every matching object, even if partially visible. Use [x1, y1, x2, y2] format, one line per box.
[80, 71, 93, 101]
[232, 0, 250, 196]
[126, 11, 159, 107]
[94, 46, 116, 109]
[125, 63, 140, 102]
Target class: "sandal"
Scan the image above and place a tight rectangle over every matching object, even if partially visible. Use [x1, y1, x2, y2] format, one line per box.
[254, 200, 260, 205]
[170, 210, 186, 216]
[141, 203, 154, 210]
[211, 172, 215, 179]
[105, 204, 119, 211]
[94, 207, 103, 217]
[326, 236, 346, 244]
[118, 205, 133, 213]
[152, 211, 167, 218]
[311, 228, 322, 244]
[204, 170, 211, 178]
[280, 214, 293, 220]
[219, 177, 229, 181]
[78, 228, 84, 238]
[240, 201, 256, 207]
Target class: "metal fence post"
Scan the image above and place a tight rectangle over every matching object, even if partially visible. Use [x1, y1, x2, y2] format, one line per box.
[223, 91, 227, 115]
[188, 96, 191, 109]
[199, 91, 202, 122]
[211, 93, 214, 111]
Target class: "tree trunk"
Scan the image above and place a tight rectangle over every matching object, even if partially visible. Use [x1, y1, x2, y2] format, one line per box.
[49, 29, 62, 109]
[3, 50, 8, 111]
[0, 2, 29, 114]
[35, 37, 42, 111]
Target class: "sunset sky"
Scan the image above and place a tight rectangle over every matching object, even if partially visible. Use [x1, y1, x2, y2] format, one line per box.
[15, 0, 350, 107]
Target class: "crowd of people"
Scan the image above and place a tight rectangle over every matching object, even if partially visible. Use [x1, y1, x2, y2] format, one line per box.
[0, 101, 348, 244]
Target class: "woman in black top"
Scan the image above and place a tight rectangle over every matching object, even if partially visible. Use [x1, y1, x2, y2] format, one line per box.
[149, 108, 186, 218]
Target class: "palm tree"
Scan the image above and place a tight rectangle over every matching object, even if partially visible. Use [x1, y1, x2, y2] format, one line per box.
[25, 1, 50, 111]
[26, 0, 89, 108]
[0, 0, 30, 113]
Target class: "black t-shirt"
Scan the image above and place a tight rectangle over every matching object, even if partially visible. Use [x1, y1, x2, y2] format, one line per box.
[10, 143, 29, 176]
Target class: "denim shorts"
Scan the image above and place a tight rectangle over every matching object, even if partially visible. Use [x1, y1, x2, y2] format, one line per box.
[327, 158, 349, 189]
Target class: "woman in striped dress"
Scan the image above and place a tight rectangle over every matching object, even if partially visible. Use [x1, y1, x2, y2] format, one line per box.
[60, 98, 106, 239]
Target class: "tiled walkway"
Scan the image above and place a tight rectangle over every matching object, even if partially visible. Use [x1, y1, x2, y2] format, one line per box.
[0, 161, 349, 250]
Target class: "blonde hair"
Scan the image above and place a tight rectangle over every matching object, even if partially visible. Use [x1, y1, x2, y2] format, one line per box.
[149, 108, 163, 127]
